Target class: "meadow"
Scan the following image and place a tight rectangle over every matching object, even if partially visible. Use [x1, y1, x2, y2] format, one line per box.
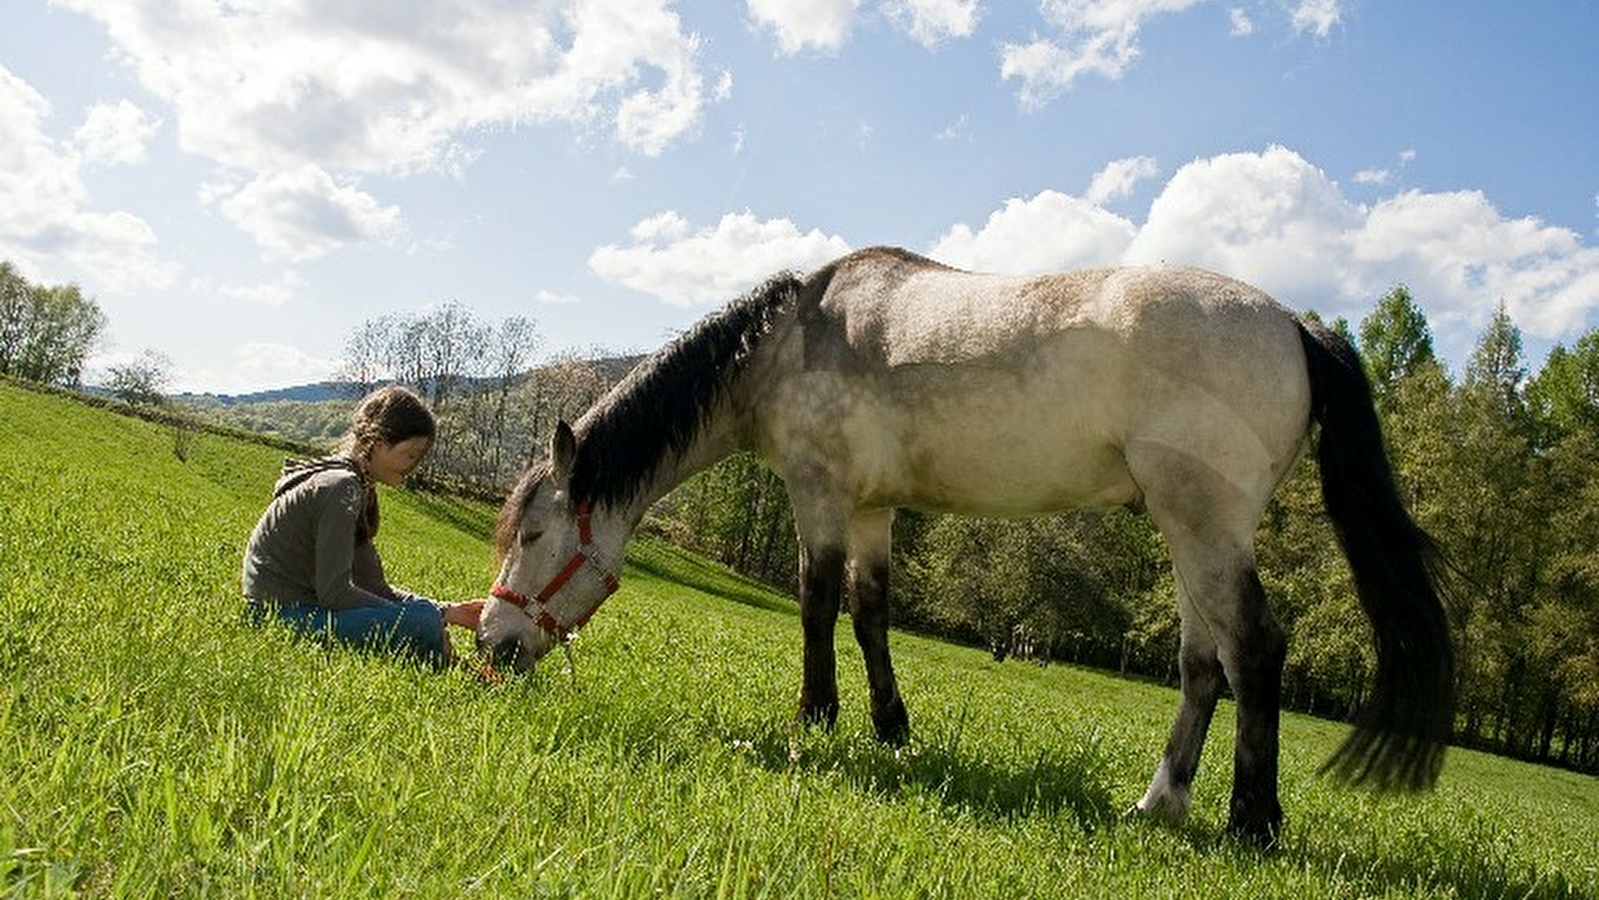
[1, 381, 1595, 898]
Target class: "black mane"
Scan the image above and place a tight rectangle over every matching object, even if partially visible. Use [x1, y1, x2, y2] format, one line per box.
[568, 271, 805, 509]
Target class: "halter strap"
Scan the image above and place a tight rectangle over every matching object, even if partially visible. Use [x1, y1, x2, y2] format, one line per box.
[492, 501, 620, 640]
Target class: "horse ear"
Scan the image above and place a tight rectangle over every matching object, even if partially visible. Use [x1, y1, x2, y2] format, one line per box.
[550, 420, 577, 486]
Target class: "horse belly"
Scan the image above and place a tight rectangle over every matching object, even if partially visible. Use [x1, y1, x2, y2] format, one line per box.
[859, 360, 1140, 516]
[889, 385, 1138, 514]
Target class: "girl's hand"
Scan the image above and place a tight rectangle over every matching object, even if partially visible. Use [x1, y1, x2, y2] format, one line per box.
[442, 598, 485, 630]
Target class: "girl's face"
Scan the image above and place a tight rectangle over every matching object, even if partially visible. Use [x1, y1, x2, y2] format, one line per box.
[367, 436, 432, 486]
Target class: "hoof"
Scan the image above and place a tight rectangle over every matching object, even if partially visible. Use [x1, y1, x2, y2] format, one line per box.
[871, 696, 910, 746]
[798, 696, 839, 731]
[1226, 801, 1284, 849]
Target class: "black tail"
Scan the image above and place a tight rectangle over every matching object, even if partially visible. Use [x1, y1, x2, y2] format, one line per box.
[1297, 319, 1456, 791]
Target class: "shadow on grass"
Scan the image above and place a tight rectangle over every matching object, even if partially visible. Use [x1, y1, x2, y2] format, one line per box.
[1118, 794, 1594, 900]
[401, 489, 499, 541]
[733, 726, 1118, 832]
[1276, 819, 1593, 900]
[625, 537, 797, 617]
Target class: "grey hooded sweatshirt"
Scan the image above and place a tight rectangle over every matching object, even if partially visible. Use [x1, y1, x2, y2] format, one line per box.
[240, 457, 411, 610]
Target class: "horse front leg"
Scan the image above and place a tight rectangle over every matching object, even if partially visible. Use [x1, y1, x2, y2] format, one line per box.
[797, 542, 846, 730]
[849, 509, 908, 745]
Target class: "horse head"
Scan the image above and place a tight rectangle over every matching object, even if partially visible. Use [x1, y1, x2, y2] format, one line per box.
[478, 421, 623, 673]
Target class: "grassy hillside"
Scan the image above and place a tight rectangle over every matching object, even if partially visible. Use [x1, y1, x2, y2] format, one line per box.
[1, 381, 1595, 898]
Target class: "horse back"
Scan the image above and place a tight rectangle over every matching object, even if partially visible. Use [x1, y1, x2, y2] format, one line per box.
[748, 248, 1311, 518]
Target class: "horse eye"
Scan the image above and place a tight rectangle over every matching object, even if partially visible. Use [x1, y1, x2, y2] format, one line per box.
[519, 529, 543, 547]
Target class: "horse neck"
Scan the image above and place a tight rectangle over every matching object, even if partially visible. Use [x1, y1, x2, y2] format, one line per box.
[608, 396, 754, 533]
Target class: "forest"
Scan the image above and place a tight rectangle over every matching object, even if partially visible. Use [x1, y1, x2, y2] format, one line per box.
[6, 258, 1597, 773]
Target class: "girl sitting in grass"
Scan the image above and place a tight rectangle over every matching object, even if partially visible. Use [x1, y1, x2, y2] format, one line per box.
[241, 385, 482, 667]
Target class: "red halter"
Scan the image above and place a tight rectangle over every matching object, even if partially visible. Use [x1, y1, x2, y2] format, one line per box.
[491, 501, 620, 640]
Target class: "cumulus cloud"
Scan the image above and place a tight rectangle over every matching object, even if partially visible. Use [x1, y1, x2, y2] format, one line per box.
[589, 210, 850, 305]
[1125, 145, 1362, 298]
[1000, 0, 1352, 107]
[748, 0, 862, 55]
[1122, 146, 1599, 348]
[1229, 7, 1254, 36]
[202, 166, 403, 263]
[53, 0, 723, 257]
[0, 66, 176, 290]
[1085, 155, 1160, 206]
[1291, 0, 1343, 38]
[917, 147, 1599, 359]
[1349, 190, 1599, 336]
[59, 0, 717, 173]
[227, 342, 340, 392]
[72, 100, 158, 167]
[929, 190, 1137, 273]
[1000, 0, 1211, 108]
[885, 0, 983, 48]
[207, 271, 309, 307]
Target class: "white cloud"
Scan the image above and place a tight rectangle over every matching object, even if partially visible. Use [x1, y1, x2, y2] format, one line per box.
[1125, 146, 1363, 297]
[0, 66, 176, 291]
[203, 166, 403, 263]
[72, 99, 158, 167]
[1291, 0, 1343, 38]
[935, 113, 973, 143]
[207, 271, 309, 307]
[53, 0, 722, 257]
[927, 147, 1599, 361]
[885, 0, 983, 48]
[59, 0, 718, 173]
[748, 0, 862, 55]
[589, 210, 851, 305]
[929, 190, 1137, 273]
[1116, 146, 1599, 350]
[1229, 7, 1254, 36]
[1000, 0, 1353, 107]
[1349, 190, 1599, 336]
[534, 289, 580, 305]
[1354, 168, 1391, 186]
[1085, 155, 1160, 206]
[1000, 0, 1211, 108]
[225, 342, 341, 393]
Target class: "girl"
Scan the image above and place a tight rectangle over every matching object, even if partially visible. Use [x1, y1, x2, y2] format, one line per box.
[241, 385, 481, 666]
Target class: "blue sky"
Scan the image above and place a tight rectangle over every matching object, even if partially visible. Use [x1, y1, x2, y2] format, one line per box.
[2, 0, 1596, 393]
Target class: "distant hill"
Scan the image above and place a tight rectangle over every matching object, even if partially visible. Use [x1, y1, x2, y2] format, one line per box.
[177, 381, 351, 407]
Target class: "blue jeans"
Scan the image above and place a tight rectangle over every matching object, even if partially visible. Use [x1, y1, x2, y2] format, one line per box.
[252, 598, 449, 668]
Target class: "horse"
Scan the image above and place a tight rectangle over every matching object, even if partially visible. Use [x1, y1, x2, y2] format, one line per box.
[479, 246, 1455, 843]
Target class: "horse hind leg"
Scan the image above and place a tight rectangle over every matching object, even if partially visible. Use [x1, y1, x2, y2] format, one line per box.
[1136, 581, 1226, 823]
[849, 509, 908, 744]
[1138, 548, 1285, 845]
[1132, 450, 1288, 844]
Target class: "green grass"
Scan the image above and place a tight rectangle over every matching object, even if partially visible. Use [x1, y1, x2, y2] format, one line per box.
[2, 381, 1596, 898]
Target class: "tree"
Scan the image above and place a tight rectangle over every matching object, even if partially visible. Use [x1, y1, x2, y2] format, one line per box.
[339, 314, 394, 397]
[0, 263, 106, 387]
[1526, 330, 1599, 446]
[1465, 301, 1528, 424]
[1358, 284, 1436, 411]
[104, 349, 173, 407]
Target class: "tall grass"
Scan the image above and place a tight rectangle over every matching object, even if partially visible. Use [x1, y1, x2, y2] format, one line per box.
[2, 382, 1595, 898]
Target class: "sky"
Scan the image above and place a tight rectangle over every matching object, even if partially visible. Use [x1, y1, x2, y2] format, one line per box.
[2, 0, 1597, 394]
